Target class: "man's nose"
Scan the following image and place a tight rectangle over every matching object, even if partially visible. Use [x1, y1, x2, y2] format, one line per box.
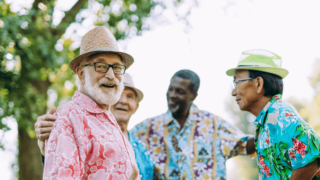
[118, 95, 127, 104]
[231, 88, 237, 96]
[105, 66, 116, 80]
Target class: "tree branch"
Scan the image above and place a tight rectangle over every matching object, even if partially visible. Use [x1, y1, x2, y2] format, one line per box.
[52, 0, 87, 38]
[31, 0, 42, 22]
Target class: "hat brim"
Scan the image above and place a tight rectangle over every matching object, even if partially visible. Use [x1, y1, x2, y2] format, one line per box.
[226, 67, 289, 79]
[69, 47, 134, 73]
[124, 85, 144, 102]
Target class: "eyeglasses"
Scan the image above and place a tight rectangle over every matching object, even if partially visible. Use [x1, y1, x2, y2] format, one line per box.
[83, 62, 126, 75]
[233, 78, 252, 89]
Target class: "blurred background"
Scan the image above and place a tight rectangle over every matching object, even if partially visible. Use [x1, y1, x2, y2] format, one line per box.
[1, 0, 320, 179]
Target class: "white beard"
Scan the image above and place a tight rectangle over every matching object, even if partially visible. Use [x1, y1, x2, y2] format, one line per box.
[83, 68, 124, 106]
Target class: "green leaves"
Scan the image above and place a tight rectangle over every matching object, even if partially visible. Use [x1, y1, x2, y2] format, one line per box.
[0, 0, 158, 136]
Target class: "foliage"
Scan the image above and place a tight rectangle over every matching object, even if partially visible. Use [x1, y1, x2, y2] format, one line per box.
[0, 0, 165, 178]
[287, 59, 320, 134]
[225, 95, 259, 180]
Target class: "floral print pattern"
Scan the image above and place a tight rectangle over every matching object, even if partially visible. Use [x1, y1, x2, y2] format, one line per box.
[130, 104, 251, 180]
[43, 90, 140, 180]
[254, 94, 320, 179]
[128, 132, 154, 180]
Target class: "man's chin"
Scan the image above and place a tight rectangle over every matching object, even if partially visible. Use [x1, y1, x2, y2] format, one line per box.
[168, 106, 179, 115]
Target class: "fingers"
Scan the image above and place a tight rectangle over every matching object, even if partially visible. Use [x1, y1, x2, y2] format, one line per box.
[128, 165, 139, 180]
[34, 120, 54, 141]
[37, 114, 57, 122]
[35, 120, 54, 129]
[48, 106, 56, 115]
[38, 127, 53, 134]
[37, 133, 51, 141]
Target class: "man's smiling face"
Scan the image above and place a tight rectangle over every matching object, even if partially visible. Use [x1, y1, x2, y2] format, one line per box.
[79, 53, 125, 106]
[111, 87, 139, 123]
[166, 76, 196, 118]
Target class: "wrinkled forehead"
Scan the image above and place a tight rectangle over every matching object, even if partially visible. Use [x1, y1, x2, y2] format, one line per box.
[124, 87, 137, 96]
[234, 69, 250, 79]
[87, 52, 123, 64]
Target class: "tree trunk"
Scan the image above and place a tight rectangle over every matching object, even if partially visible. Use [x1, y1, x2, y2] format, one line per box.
[18, 129, 43, 180]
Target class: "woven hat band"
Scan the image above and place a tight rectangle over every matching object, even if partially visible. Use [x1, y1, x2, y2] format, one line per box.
[239, 54, 281, 68]
[226, 49, 289, 79]
[69, 26, 134, 72]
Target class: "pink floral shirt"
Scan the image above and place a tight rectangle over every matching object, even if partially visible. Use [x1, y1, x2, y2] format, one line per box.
[43, 90, 140, 180]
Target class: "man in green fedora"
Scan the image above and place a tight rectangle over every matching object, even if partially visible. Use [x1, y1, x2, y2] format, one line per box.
[226, 49, 320, 180]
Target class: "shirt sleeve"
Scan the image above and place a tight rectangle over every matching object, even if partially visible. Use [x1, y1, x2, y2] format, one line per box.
[43, 113, 83, 180]
[129, 119, 151, 143]
[216, 116, 255, 160]
[286, 114, 320, 170]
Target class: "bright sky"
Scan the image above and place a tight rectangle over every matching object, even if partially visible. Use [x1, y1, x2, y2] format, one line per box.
[2, 0, 320, 179]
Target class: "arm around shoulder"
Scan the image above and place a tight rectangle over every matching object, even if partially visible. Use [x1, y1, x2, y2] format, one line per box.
[43, 112, 83, 180]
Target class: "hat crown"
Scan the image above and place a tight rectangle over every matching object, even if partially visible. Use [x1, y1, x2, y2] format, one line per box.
[124, 73, 135, 87]
[238, 49, 282, 68]
[80, 26, 119, 55]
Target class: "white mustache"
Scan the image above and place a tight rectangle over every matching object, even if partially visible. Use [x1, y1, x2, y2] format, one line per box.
[98, 78, 119, 86]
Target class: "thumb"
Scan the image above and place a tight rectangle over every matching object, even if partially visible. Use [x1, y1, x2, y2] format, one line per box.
[48, 106, 56, 115]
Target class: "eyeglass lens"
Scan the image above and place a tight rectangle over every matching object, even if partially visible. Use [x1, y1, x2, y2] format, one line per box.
[95, 62, 125, 74]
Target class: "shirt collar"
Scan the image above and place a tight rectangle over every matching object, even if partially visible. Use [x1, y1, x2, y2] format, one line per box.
[253, 94, 282, 126]
[72, 90, 105, 114]
[164, 104, 201, 126]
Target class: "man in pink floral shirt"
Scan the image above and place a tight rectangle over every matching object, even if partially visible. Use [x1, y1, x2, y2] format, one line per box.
[43, 26, 140, 180]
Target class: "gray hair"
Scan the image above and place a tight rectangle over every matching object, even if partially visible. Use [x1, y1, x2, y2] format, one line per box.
[75, 58, 89, 89]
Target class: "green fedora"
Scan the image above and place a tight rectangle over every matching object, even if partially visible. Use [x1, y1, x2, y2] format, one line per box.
[226, 49, 289, 79]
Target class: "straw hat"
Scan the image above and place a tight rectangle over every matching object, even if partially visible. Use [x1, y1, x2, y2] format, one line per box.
[69, 26, 134, 73]
[226, 49, 289, 79]
[123, 73, 143, 102]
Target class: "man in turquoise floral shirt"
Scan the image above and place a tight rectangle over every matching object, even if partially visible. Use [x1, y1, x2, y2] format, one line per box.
[131, 69, 256, 180]
[226, 49, 320, 180]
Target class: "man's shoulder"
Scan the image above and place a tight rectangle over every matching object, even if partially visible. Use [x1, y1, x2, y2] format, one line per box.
[196, 109, 228, 124]
[137, 113, 166, 125]
[267, 100, 302, 126]
[55, 99, 83, 119]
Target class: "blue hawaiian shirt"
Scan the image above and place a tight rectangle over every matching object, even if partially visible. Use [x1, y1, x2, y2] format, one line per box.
[130, 104, 252, 180]
[128, 132, 155, 180]
[254, 94, 320, 179]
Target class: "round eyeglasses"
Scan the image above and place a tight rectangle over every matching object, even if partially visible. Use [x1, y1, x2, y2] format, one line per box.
[83, 62, 126, 75]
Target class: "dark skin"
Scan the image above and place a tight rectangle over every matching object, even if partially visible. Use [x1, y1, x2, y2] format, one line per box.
[36, 75, 257, 156]
[232, 69, 319, 180]
[166, 76, 197, 129]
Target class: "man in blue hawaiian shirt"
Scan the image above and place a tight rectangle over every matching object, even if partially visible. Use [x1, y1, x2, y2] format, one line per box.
[226, 49, 320, 180]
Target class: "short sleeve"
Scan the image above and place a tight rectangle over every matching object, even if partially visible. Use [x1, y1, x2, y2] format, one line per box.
[287, 117, 320, 170]
[130, 119, 151, 142]
[216, 116, 255, 160]
[43, 111, 83, 180]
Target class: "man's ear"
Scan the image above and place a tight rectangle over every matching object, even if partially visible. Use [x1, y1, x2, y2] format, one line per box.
[76, 66, 85, 85]
[256, 77, 264, 94]
[132, 103, 139, 114]
[191, 93, 198, 102]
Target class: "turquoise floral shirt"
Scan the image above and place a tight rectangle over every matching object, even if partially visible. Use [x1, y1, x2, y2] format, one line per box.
[254, 94, 320, 179]
[130, 104, 251, 180]
[128, 132, 154, 180]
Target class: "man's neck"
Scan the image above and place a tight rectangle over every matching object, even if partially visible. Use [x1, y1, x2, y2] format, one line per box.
[117, 121, 129, 140]
[173, 108, 190, 129]
[249, 96, 272, 117]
